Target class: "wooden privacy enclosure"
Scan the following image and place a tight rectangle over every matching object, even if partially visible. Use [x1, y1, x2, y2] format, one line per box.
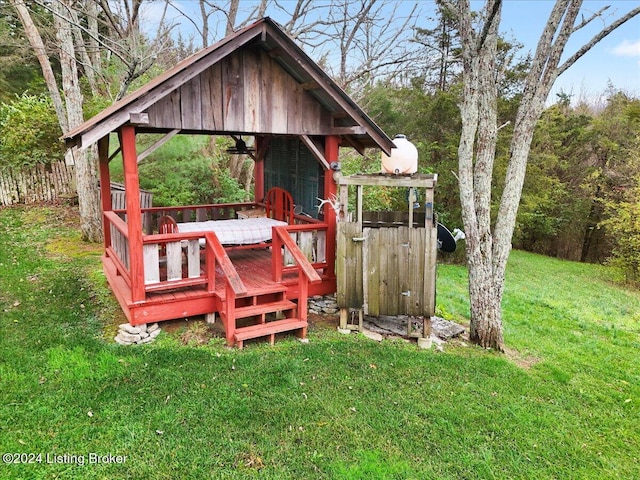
[336, 174, 438, 338]
[109, 182, 154, 233]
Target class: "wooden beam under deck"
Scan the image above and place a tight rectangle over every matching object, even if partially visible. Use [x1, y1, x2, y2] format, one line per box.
[103, 248, 335, 326]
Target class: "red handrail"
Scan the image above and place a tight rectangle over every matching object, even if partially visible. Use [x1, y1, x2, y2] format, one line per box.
[104, 211, 129, 238]
[271, 226, 322, 320]
[204, 232, 247, 296]
[271, 224, 328, 279]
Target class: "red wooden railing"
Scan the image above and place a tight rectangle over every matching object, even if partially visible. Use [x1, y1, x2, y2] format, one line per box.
[204, 231, 247, 340]
[271, 223, 330, 280]
[135, 203, 323, 233]
[104, 211, 131, 286]
[204, 231, 247, 296]
[272, 225, 323, 320]
[104, 203, 325, 301]
[141, 231, 207, 292]
[139, 202, 263, 233]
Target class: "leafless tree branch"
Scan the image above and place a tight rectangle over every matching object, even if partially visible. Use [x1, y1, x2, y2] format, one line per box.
[572, 5, 610, 32]
[559, 5, 640, 75]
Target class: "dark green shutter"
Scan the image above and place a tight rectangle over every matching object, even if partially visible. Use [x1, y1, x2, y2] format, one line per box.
[265, 137, 323, 219]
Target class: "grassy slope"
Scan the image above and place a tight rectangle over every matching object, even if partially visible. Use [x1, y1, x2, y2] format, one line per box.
[1, 206, 638, 479]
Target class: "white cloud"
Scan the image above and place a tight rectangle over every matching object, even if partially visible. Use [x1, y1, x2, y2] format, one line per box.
[612, 39, 640, 57]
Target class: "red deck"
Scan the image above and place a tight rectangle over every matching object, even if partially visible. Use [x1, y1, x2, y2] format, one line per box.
[104, 247, 335, 326]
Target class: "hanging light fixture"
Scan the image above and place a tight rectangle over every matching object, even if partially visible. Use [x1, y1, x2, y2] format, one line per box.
[226, 135, 255, 154]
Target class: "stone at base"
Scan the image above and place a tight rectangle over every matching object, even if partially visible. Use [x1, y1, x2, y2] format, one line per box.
[417, 337, 433, 349]
[114, 323, 161, 345]
[362, 329, 383, 342]
[117, 331, 142, 343]
[337, 328, 351, 335]
[297, 338, 309, 344]
[119, 324, 141, 335]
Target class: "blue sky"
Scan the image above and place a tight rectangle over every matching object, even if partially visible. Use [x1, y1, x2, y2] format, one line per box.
[147, 1, 639, 104]
[499, 1, 640, 103]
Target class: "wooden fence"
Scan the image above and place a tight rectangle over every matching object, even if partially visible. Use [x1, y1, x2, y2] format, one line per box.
[0, 161, 75, 206]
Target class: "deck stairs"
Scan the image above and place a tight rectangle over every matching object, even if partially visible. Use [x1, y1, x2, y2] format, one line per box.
[218, 284, 307, 349]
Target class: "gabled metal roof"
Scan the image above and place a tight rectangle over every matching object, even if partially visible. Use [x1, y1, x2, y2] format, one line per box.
[64, 17, 394, 155]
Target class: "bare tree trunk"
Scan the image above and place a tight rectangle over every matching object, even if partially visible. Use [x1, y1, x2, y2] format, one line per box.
[198, 0, 209, 47]
[453, 0, 639, 350]
[69, 7, 98, 95]
[13, 0, 188, 241]
[53, 0, 102, 242]
[86, 0, 101, 70]
[226, 0, 239, 35]
[457, 0, 504, 350]
[11, 0, 68, 132]
[12, 0, 101, 241]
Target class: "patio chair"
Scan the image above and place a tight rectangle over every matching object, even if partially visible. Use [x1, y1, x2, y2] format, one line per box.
[158, 215, 178, 259]
[265, 187, 294, 224]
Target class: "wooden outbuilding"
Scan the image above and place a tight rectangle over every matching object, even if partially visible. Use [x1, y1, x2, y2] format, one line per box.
[63, 17, 395, 347]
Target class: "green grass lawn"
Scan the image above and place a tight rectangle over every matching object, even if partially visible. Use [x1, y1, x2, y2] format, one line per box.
[1, 206, 639, 479]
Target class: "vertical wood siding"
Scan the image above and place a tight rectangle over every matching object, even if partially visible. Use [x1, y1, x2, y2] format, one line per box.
[145, 47, 332, 135]
[337, 223, 437, 317]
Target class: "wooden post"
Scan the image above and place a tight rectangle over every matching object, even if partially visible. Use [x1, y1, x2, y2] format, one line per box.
[254, 136, 265, 201]
[408, 187, 414, 228]
[423, 183, 437, 330]
[119, 126, 145, 303]
[224, 282, 236, 346]
[97, 135, 112, 251]
[297, 274, 308, 320]
[324, 135, 340, 278]
[356, 185, 363, 227]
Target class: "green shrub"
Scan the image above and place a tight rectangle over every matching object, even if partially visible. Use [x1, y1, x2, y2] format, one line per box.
[139, 153, 247, 207]
[600, 178, 640, 284]
[0, 93, 64, 169]
[111, 135, 249, 207]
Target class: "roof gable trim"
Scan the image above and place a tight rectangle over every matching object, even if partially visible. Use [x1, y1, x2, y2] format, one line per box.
[65, 17, 393, 155]
[68, 25, 263, 149]
[263, 22, 394, 155]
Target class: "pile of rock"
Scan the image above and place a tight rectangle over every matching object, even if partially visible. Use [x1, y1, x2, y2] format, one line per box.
[363, 315, 465, 340]
[308, 294, 338, 315]
[114, 323, 161, 345]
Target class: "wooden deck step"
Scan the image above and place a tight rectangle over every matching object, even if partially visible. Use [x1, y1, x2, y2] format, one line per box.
[234, 319, 308, 349]
[234, 299, 297, 320]
[235, 283, 288, 299]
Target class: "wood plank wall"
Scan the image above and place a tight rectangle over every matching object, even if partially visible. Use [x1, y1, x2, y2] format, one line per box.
[145, 47, 331, 134]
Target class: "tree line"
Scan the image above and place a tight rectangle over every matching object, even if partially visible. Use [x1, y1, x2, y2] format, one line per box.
[359, 84, 640, 276]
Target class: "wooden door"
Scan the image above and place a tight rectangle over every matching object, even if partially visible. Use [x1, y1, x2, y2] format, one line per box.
[338, 224, 436, 317]
[336, 221, 365, 311]
[365, 226, 436, 318]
